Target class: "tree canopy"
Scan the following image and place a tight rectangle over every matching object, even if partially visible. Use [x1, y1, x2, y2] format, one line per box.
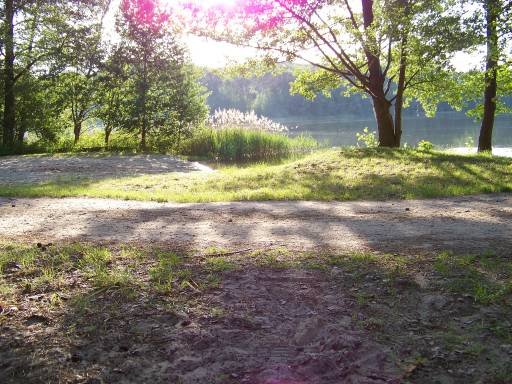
[0, 0, 207, 153]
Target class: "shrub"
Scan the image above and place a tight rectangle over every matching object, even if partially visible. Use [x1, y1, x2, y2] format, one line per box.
[356, 127, 378, 148]
[464, 136, 475, 149]
[208, 109, 288, 133]
[417, 140, 434, 152]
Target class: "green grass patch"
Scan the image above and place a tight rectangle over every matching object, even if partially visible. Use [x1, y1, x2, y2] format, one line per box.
[205, 257, 238, 272]
[328, 252, 410, 280]
[2, 241, 511, 384]
[90, 267, 136, 295]
[6, 127, 317, 161]
[149, 251, 192, 293]
[1, 148, 511, 202]
[435, 251, 512, 304]
[0, 242, 137, 296]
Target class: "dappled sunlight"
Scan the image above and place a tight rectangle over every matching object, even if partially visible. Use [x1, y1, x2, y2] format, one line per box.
[1, 194, 512, 257]
[1, 0, 510, 382]
[1, 242, 404, 383]
[1, 149, 510, 202]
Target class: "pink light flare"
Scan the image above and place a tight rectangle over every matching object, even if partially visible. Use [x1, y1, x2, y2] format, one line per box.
[121, 0, 171, 34]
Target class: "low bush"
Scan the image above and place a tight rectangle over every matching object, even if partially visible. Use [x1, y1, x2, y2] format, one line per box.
[2, 122, 317, 162]
[355, 127, 378, 148]
[48, 131, 140, 153]
[417, 140, 434, 152]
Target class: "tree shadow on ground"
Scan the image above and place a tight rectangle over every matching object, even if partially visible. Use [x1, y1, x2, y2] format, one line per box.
[1, 148, 511, 202]
[17, 191, 510, 256]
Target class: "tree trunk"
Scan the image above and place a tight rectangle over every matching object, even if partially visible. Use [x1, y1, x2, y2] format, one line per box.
[105, 126, 112, 148]
[394, 98, 403, 148]
[394, 1, 409, 148]
[394, 40, 408, 148]
[17, 127, 26, 145]
[140, 61, 148, 152]
[372, 97, 397, 147]
[176, 125, 182, 153]
[141, 120, 147, 151]
[362, 0, 399, 147]
[73, 121, 82, 145]
[478, 0, 500, 153]
[3, 0, 16, 148]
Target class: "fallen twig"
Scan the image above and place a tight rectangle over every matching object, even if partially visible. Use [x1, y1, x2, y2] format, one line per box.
[197, 248, 253, 259]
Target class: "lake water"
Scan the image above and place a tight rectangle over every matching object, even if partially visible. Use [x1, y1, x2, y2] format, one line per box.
[278, 112, 512, 150]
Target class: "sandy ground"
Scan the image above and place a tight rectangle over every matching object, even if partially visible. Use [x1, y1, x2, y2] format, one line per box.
[1, 194, 511, 254]
[0, 154, 212, 184]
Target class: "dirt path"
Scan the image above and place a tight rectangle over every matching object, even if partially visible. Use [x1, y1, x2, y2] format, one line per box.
[1, 193, 511, 254]
[0, 154, 212, 184]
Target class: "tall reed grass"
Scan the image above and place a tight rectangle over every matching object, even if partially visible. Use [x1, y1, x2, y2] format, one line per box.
[208, 109, 289, 133]
[180, 127, 318, 162]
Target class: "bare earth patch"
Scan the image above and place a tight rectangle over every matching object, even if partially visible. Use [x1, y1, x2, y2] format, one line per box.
[0, 154, 212, 184]
[0, 194, 511, 254]
[1, 267, 399, 384]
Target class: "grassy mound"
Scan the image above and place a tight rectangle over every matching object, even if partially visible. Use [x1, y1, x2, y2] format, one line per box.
[0, 148, 511, 202]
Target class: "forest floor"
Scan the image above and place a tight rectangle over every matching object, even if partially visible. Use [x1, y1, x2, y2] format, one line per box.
[1, 240, 511, 384]
[1, 194, 512, 383]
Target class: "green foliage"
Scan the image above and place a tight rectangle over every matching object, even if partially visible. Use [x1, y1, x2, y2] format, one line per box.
[207, 0, 474, 149]
[356, 128, 379, 148]
[205, 69, 374, 119]
[114, 3, 208, 150]
[181, 127, 318, 162]
[25, 129, 139, 154]
[416, 140, 434, 152]
[462, 66, 512, 121]
[291, 69, 342, 100]
[0, 0, 207, 153]
[464, 135, 475, 149]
